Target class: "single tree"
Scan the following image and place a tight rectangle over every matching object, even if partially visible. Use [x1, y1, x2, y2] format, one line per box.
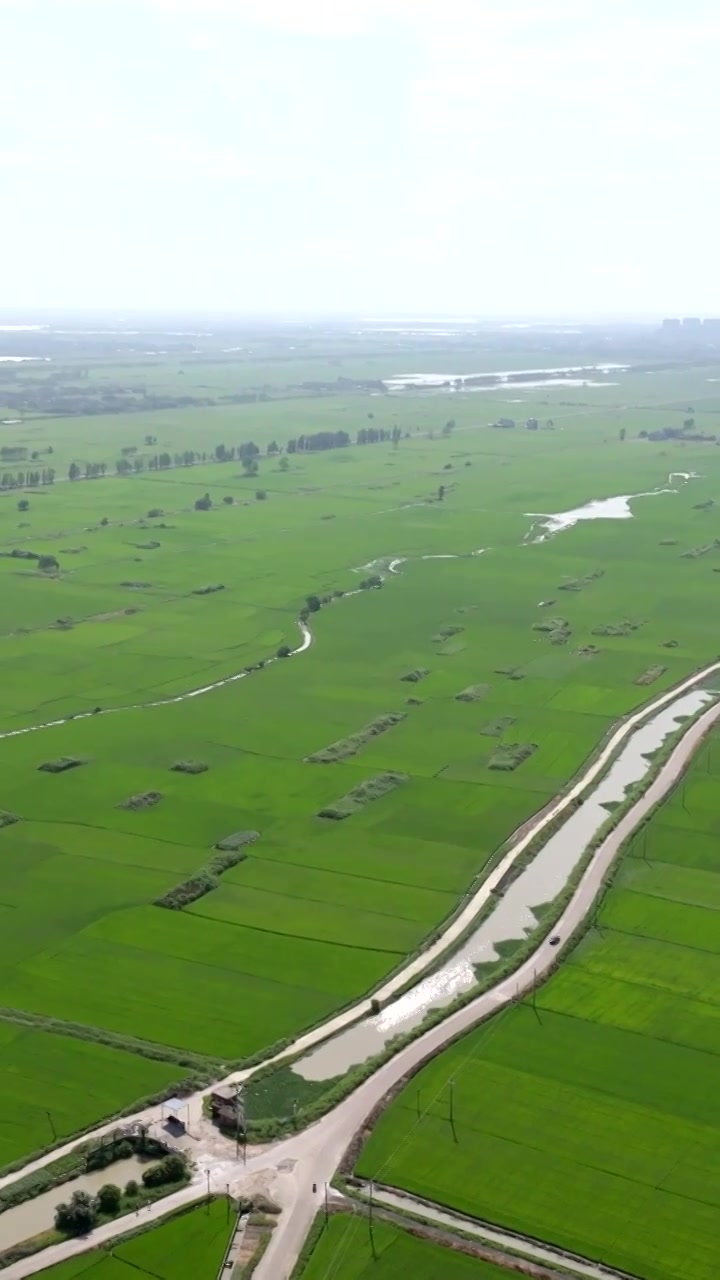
[278, 456, 290, 472]
[277, 644, 292, 658]
[96, 1184, 122, 1215]
[143, 1152, 188, 1187]
[68, 462, 81, 481]
[17, 498, 29, 511]
[438, 485, 445, 501]
[161, 1153, 188, 1182]
[194, 493, 212, 511]
[55, 1191, 96, 1236]
[125, 1179, 139, 1198]
[619, 427, 626, 442]
[222, 495, 234, 505]
[255, 489, 267, 501]
[306, 594, 321, 613]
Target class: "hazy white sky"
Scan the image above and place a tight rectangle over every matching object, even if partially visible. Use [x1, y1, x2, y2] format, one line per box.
[1, 0, 718, 315]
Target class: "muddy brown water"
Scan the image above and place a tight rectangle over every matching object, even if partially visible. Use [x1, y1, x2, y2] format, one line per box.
[0, 1156, 157, 1251]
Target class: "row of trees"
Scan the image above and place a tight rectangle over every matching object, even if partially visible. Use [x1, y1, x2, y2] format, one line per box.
[1, 468, 55, 488]
[68, 461, 106, 480]
[214, 441, 261, 464]
[0, 445, 53, 462]
[61, 418, 414, 485]
[287, 431, 351, 453]
[284, 427, 404, 452]
[66, 440, 268, 482]
[195, 489, 267, 510]
[356, 425, 402, 446]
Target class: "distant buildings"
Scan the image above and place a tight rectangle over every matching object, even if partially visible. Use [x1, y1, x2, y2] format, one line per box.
[661, 317, 720, 332]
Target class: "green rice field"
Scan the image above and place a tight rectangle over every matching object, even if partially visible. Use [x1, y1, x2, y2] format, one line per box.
[356, 728, 720, 1280]
[299, 1213, 510, 1278]
[3, 329, 720, 1170]
[34, 1199, 233, 1279]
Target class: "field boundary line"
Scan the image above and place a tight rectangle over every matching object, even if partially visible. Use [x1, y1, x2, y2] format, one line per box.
[362, 1183, 646, 1280]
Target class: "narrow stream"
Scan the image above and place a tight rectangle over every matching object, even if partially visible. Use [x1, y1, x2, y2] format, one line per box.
[0, 474, 695, 744]
[293, 685, 715, 1081]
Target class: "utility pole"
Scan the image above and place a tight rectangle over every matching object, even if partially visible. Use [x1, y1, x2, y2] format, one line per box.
[235, 1086, 246, 1165]
[46, 1110, 57, 1142]
[416, 1089, 421, 1118]
[324, 1182, 329, 1228]
[206, 1168, 211, 1212]
[368, 1181, 376, 1259]
[449, 1078, 455, 1126]
[531, 968, 542, 1024]
[226, 1185, 230, 1223]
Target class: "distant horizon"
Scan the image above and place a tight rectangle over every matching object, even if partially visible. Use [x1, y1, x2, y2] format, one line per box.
[0, 309, 703, 326]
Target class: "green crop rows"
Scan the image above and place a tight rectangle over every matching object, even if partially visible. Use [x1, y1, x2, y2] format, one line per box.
[34, 1199, 233, 1279]
[299, 1214, 510, 1278]
[357, 729, 720, 1280]
[3, 337, 720, 1181]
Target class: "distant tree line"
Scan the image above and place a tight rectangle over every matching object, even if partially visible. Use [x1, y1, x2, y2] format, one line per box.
[1, 468, 55, 488]
[68, 461, 107, 480]
[52, 418, 416, 487]
[287, 431, 351, 453]
[357, 426, 402, 446]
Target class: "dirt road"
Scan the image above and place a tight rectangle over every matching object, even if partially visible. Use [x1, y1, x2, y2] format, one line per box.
[4, 680, 720, 1280]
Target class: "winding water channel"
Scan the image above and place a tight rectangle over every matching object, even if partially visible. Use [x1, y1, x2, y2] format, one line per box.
[293, 684, 717, 1079]
[0, 472, 695, 744]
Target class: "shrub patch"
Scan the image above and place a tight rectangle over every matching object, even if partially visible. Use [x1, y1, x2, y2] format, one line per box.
[38, 758, 86, 774]
[307, 713, 405, 763]
[171, 761, 208, 774]
[319, 772, 408, 820]
[118, 791, 163, 811]
[480, 716, 516, 737]
[455, 684, 490, 703]
[635, 665, 667, 686]
[488, 743, 537, 771]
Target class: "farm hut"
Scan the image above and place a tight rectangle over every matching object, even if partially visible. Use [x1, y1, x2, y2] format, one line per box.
[210, 1085, 243, 1126]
